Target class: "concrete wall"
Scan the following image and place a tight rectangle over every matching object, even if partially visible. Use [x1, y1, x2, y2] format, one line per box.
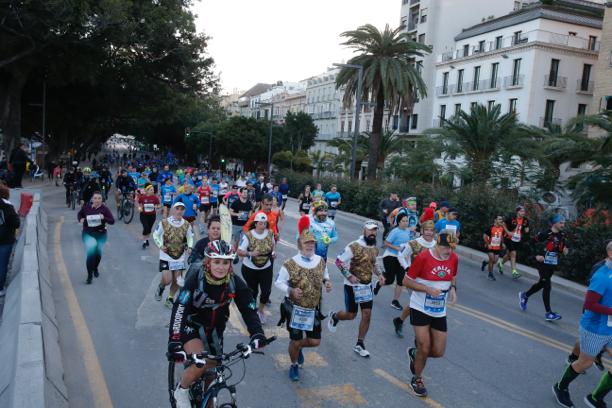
[0, 195, 68, 408]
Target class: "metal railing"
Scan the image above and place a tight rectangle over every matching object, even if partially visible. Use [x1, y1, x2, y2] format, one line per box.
[544, 75, 567, 89]
[504, 75, 525, 88]
[539, 117, 562, 128]
[436, 85, 450, 96]
[576, 80, 594, 94]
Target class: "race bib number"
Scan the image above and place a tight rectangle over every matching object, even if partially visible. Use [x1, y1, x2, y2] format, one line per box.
[608, 315, 612, 327]
[544, 251, 558, 265]
[331, 201, 338, 208]
[302, 203, 311, 210]
[144, 203, 155, 212]
[220, 189, 228, 195]
[238, 211, 248, 221]
[289, 305, 315, 331]
[353, 284, 373, 303]
[424, 293, 446, 313]
[168, 260, 185, 271]
[282, 194, 288, 200]
[201, 196, 209, 204]
[490, 236, 502, 247]
[163, 194, 172, 203]
[511, 233, 521, 242]
[86, 214, 102, 227]
[445, 225, 457, 234]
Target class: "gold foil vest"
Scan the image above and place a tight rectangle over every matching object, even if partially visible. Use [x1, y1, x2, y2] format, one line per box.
[162, 219, 189, 259]
[285, 257, 325, 309]
[348, 242, 379, 282]
[246, 231, 274, 267]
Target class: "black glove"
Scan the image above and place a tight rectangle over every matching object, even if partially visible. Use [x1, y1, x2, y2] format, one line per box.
[167, 341, 184, 361]
[249, 333, 267, 349]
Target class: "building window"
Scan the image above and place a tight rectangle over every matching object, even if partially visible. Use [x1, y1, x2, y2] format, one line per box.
[512, 31, 523, 45]
[454, 103, 462, 116]
[495, 36, 503, 49]
[473, 66, 481, 90]
[348, 121, 352, 132]
[548, 59, 560, 87]
[463, 44, 470, 57]
[580, 64, 592, 91]
[440, 105, 447, 120]
[420, 8, 428, 23]
[577, 104, 587, 116]
[478, 40, 485, 53]
[411, 114, 418, 129]
[508, 98, 518, 115]
[366, 119, 371, 131]
[442, 72, 449, 94]
[588, 36, 598, 51]
[544, 99, 555, 126]
[487, 100, 496, 110]
[340, 121, 345, 133]
[490, 62, 499, 88]
[512, 58, 522, 86]
[418, 33, 426, 44]
[471, 102, 478, 111]
[457, 69, 464, 93]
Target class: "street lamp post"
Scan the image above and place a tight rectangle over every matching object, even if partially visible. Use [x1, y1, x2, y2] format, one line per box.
[333, 63, 363, 180]
[255, 101, 274, 176]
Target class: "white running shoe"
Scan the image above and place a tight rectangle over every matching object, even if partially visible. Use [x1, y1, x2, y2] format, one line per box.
[173, 385, 191, 408]
[327, 311, 338, 333]
[353, 344, 370, 358]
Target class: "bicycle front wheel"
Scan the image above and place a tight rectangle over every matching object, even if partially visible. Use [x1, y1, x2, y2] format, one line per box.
[123, 200, 134, 224]
[71, 193, 76, 210]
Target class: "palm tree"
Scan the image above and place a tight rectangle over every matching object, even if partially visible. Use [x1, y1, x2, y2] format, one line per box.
[326, 136, 368, 178]
[336, 24, 431, 180]
[426, 104, 519, 183]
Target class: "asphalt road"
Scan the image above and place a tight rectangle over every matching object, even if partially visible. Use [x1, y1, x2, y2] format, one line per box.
[40, 181, 606, 408]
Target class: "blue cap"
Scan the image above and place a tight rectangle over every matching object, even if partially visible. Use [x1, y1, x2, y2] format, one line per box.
[550, 214, 565, 224]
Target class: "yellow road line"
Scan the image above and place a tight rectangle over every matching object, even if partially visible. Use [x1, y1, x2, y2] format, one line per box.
[295, 384, 367, 407]
[374, 368, 445, 408]
[53, 217, 114, 408]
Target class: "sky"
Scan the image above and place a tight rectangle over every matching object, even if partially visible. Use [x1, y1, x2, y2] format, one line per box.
[193, 0, 400, 94]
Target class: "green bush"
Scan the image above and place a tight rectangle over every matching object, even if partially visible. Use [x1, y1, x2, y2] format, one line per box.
[275, 170, 612, 283]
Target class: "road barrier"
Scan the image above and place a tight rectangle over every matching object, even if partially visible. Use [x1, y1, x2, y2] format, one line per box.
[0, 193, 68, 408]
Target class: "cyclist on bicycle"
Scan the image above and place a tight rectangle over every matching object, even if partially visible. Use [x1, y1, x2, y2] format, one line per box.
[115, 168, 137, 207]
[98, 166, 113, 195]
[79, 167, 101, 205]
[63, 167, 78, 205]
[168, 240, 266, 408]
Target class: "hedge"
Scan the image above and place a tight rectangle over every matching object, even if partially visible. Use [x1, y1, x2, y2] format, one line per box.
[275, 170, 612, 283]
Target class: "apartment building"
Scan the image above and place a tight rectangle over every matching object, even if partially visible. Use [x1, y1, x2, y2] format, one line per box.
[592, 2, 612, 112]
[431, 1, 604, 128]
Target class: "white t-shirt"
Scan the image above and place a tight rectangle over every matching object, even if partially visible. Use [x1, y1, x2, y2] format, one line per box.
[239, 229, 273, 270]
[398, 237, 437, 270]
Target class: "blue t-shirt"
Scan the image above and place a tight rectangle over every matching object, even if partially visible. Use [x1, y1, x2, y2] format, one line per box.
[160, 185, 177, 204]
[581, 262, 612, 336]
[324, 192, 341, 208]
[279, 183, 290, 195]
[435, 218, 461, 234]
[384, 227, 413, 256]
[173, 193, 199, 217]
[209, 184, 220, 203]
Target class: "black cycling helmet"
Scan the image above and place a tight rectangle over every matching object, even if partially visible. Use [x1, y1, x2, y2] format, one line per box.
[205, 240, 236, 260]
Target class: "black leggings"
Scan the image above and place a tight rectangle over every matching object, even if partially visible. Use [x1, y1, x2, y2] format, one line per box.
[241, 264, 273, 305]
[140, 213, 156, 235]
[525, 264, 555, 313]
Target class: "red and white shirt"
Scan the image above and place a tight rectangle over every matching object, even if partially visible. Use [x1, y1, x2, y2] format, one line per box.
[408, 249, 458, 317]
[138, 195, 160, 215]
[197, 185, 212, 205]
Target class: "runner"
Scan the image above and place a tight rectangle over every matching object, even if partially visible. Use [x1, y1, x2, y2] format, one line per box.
[309, 201, 338, 262]
[242, 194, 280, 240]
[168, 240, 266, 408]
[375, 213, 413, 310]
[173, 184, 200, 226]
[270, 184, 284, 213]
[434, 201, 450, 222]
[189, 215, 222, 264]
[223, 185, 241, 208]
[197, 179, 213, 226]
[79, 167, 101, 205]
[275, 216, 332, 381]
[297, 185, 314, 216]
[519, 214, 569, 321]
[482, 215, 505, 281]
[324, 185, 342, 220]
[279, 177, 290, 210]
[160, 177, 177, 218]
[312, 183, 324, 200]
[271, 193, 286, 233]
[552, 241, 612, 408]
[499, 205, 530, 279]
[420, 202, 437, 223]
[392, 220, 438, 337]
[77, 191, 115, 284]
[379, 192, 401, 240]
[403, 231, 459, 397]
[434, 208, 461, 238]
[390, 197, 419, 237]
[229, 187, 253, 254]
[137, 184, 161, 249]
[153, 202, 194, 308]
[254, 175, 268, 206]
[209, 178, 220, 216]
[237, 213, 276, 324]
[328, 220, 382, 358]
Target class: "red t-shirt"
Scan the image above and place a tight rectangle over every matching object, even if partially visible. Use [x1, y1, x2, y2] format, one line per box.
[408, 249, 458, 283]
[486, 225, 505, 250]
[198, 186, 212, 205]
[138, 195, 160, 215]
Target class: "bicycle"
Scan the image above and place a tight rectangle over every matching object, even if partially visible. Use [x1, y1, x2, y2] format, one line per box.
[167, 336, 276, 408]
[66, 184, 78, 210]
[119, 190, 135, 224]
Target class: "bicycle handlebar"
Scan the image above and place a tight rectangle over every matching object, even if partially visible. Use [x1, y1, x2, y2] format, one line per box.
[167, 336, 276, 367]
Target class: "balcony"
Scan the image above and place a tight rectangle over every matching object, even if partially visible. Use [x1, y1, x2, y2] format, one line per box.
[436, 85, 451, 97]
[576, 80, 594, 95]
[437, 29, 600, 63]
[544, 75, 567, 90]
[504, 75, 524, 89]
[540, 117, 562, 128]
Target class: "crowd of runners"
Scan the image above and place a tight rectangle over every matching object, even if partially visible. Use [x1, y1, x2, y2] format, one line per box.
[64, 155, 612, 408]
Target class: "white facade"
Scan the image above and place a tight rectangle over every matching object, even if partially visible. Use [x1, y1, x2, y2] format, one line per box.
[432, 5, 602, 129]
[399, 0, 540, 134]
[304, 69, 343, 152]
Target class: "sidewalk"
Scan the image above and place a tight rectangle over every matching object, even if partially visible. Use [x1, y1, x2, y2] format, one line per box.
[289, 197, 588, 296]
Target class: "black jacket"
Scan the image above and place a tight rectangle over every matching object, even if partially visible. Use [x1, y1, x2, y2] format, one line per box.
[9, 148, 29, 166]
[0, 199, 20, 245]
[254, 182, 268, 201]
